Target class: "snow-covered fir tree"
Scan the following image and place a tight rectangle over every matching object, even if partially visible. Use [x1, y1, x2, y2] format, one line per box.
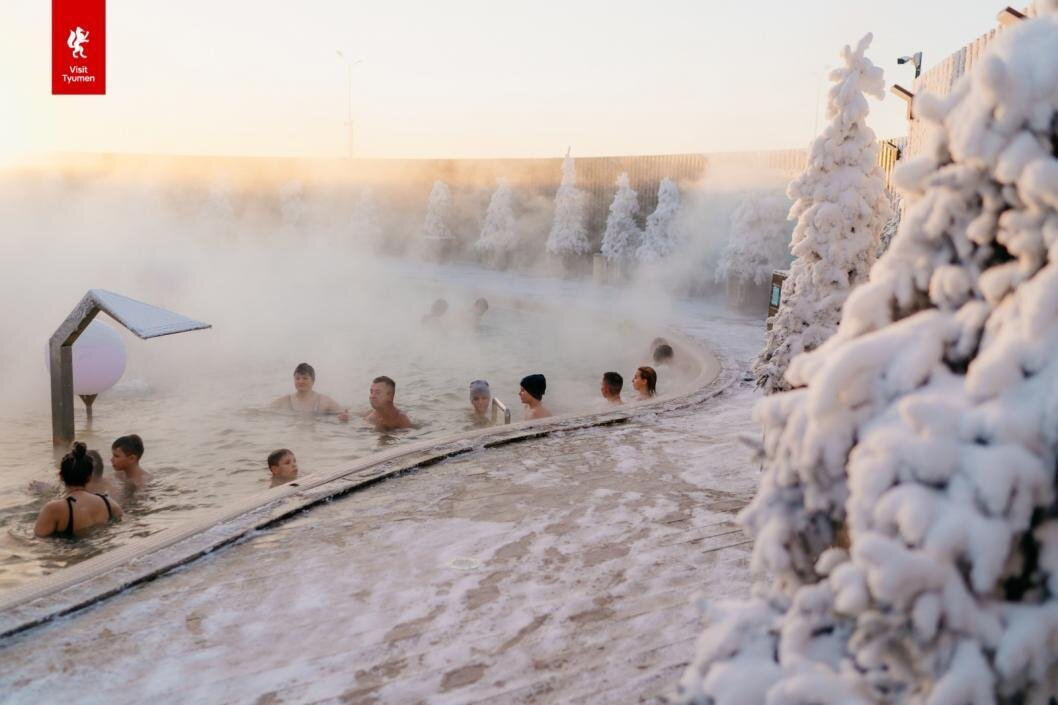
[423, 180, 454, 240]
[353, 187, 382, 245]
[545, 149, 591, 256]
[636, 178, 682, 263]
[753, 34, 892, 394]
[475, 178, 517, 262]
[714, 193, 792, 292]
[680, 10, 1058, 704]
[600, 173, 642, 264]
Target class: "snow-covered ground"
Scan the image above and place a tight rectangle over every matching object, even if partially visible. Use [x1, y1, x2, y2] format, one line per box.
[0, 272, 768, 704]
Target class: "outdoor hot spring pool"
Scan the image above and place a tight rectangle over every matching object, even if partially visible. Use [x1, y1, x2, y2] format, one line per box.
[0, 256, 687, 590]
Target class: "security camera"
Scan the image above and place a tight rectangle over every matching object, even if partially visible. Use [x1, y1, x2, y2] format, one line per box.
[897, 52, 923, 78]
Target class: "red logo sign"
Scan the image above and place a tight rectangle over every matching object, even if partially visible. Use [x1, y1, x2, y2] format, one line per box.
[52, 0, 106, 95]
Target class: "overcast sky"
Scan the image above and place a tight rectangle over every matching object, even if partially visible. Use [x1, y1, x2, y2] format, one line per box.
[0, 0, 1012, 163]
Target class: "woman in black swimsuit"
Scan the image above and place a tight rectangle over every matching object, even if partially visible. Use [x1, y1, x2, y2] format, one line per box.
[34, 442, 123, 538]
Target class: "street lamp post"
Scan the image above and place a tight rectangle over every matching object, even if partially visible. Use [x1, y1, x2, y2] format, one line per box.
[336, 51, 364, 160]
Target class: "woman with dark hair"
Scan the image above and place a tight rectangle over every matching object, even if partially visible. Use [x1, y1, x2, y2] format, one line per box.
[632, 366, 658, 400]
[270, 362, 349, 421]
[34, 442, 123, 538]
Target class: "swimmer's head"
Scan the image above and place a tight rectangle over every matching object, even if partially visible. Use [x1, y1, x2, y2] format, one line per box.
[473, 298, 489, 315]
[370, 376, 396, 409]
[267, 449, 298, 481]
[469, 379, 491, 415]
[87, 449, 104, 480]
[111, 434, 144, 472]
[652, 344, 674, 365]
[633, 367, 657, 397]
[519, 374, 546, 403]
[431, 299, 448, 317]
[293, 362, 316, 392]
[60, 442, 94, 487]
[601, 371, 623, 399]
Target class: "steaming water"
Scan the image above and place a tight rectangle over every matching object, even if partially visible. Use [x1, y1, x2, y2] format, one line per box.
[0, 174, 708, 593]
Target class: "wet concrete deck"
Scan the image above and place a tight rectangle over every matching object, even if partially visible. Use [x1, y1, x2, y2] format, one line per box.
[0, 379, 759, 704]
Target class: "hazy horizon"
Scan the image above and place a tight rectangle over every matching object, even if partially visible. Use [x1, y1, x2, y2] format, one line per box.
[2, 0, 1014, 166]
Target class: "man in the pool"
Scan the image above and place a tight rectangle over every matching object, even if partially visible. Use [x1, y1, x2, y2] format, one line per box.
[600, 371, 624, 405]
[518, 373, 551, 420]
[363, 376, 413, 431]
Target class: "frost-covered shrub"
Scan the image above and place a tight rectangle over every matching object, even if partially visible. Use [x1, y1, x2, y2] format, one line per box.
[637, 178, 682, 263]
[680, 11, 1058, 704]
[754, 34, 892, 394]
[600, 172, 642, 264]
[714, 193, 792, 291]
[423, 180, 453, 240]
[545, 150, 591, 257]
[475, 178, 517, 263]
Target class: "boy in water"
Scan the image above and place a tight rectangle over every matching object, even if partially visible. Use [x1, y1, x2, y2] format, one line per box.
[519, 374, 552, 420]
[270, 363, 349, 421]
[600, 371, 624, 405]
[111, 434, 150, 491]
[421, 298, 448, 325]
[364, 376, 413, 431]
[268, 449, 299, 487]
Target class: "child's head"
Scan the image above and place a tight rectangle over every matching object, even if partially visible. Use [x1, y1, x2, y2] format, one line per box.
[87, 449, 104, 480]
[59, 442, 94, 487]
[268, 449, 298, 480]
[111, 434, 144, 472]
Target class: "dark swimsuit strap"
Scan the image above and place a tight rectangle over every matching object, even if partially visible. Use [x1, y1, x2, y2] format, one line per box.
[63, 496, 77, 538]
[93, 493, 113, 520]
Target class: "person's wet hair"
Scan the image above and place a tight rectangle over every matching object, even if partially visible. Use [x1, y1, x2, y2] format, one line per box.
[294, 362, 315, 379]
[473, 298, 489, 313]
[602, 371, 623, 395]
[87, 449, 104, 480]
[653, 344, 675, 365]
[60, 442, 94, 487]
[373, 375, 396, 392]
[112, 434, 144, 459]
[637, 366, 658, 397]
[267, 448, 293, 469]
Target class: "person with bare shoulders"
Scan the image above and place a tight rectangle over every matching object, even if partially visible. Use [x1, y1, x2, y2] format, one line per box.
[468, 379, 493, 425]
[111, 434, 151, 491]
[363, 376, 413, 431]
[632, 366, 658, 400]
[35, 442, 122, 538]
[421, 298, 448, 325]
[270, 363, 350, 421]
[600, 371, 624, 406]
[267, 448, 299, 488]
[463, 298, 489, 329]
[519, 374, 552, 420]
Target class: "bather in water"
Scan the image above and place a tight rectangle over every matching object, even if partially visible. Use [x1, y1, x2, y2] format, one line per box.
[363, 376, 414, 431]
[468, 379, 493, 426]
[271, 362, 350, 422]
[519, 373, 552, 420]
[34, 442, 123, 538]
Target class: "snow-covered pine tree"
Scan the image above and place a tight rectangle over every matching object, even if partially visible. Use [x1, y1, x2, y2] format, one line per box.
[353, 187, 382, 245]
[636, 178, 682, 263]
[680, 10, 1058, 704]
[600, 173, 642, 264]
[475, 178, 517, 265]
[714, 193, 792, 301]
[545, 149, 591, 257]
[753, 34, 892, 394]
[423, 180, 454, 240]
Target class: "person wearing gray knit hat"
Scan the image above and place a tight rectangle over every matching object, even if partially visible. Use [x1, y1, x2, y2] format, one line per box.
[518, 374, 551, 420]
[469, 379, 492, 420]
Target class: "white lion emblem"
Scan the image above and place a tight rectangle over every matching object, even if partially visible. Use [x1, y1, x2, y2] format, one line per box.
[67, 27, 90, 59]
